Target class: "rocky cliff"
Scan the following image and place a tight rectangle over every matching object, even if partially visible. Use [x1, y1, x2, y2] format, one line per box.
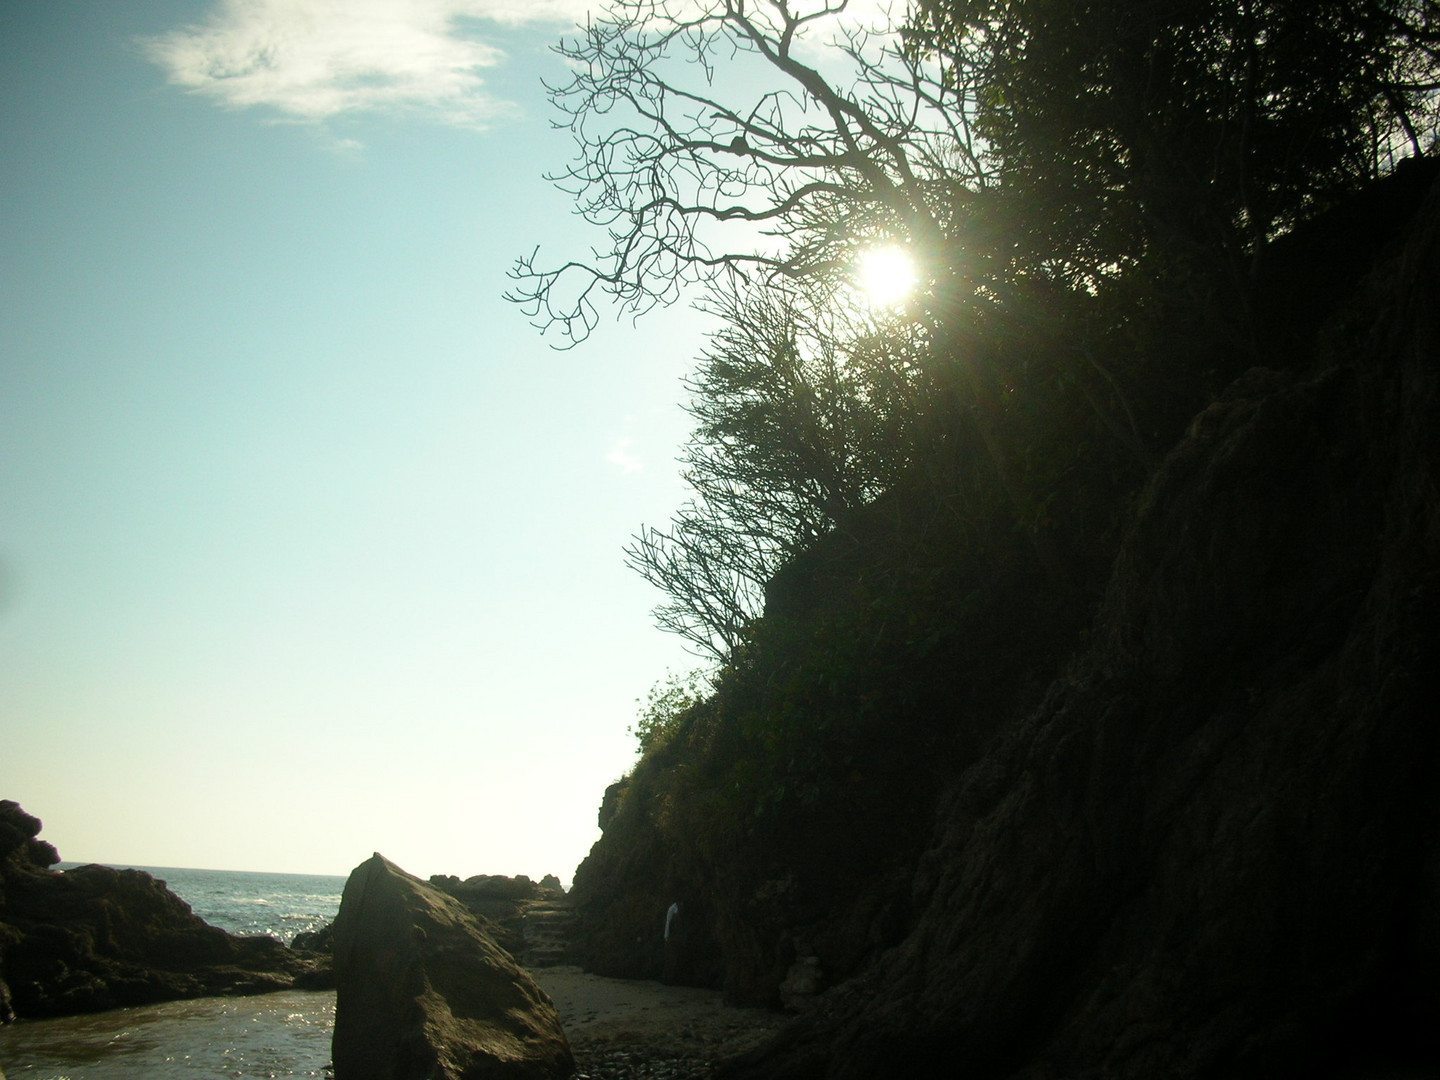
[0, 800, 330, 1020]
[571, 169, 1440, 1079]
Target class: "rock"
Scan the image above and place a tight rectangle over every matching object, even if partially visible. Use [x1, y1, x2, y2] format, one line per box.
[434, 873, 555, 903]
[432, 875, 541, 959]
[598, 781, 628, 831]
[429, 873, 569, 965]
[291, 922, 335, 953]
[465, 875, 537, 901]
[0, 802, 40, 858]
[0, 800, 331, 1020]
[777, 955, 823, 1012]
[331, 853, 574, 1080]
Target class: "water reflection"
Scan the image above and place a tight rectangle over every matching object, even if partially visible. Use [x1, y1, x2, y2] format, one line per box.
[0, 989, 334, 1078]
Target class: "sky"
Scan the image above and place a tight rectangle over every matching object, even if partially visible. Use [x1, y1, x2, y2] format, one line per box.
[0, 0, 720, 884]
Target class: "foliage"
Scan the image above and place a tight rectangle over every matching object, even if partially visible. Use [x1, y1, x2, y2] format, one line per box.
[630, 668, 709, 752]
[625, 278, 937, 659]
[904, 0, 1440, 297]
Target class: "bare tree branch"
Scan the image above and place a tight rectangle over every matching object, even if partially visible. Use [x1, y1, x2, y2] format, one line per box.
[505, 0, 987, 344]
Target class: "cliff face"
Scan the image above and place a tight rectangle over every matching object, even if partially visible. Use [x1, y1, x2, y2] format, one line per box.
[718, 179, 1440, 1077]
[570, 502, 1080, 1004]
[573, 168, 1440, 1078]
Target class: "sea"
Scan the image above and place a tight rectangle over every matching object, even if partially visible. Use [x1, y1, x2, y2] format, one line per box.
[0, 865, 347, 1079]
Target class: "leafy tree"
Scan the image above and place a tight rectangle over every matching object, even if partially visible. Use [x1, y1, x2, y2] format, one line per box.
[626, 278, 934, 659]
[903, 0, 1440, 304]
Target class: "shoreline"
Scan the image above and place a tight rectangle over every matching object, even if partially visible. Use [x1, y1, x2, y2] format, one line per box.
[0, 971, 783, 1079]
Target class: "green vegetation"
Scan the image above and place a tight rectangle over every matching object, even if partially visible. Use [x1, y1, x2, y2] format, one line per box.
[629, 669, 707, 753]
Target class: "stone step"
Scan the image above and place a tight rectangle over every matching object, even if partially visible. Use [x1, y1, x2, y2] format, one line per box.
[521, 900, 576, 968]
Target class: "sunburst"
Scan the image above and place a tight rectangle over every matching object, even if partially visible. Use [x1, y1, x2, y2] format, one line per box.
[855, 245, 918, 308]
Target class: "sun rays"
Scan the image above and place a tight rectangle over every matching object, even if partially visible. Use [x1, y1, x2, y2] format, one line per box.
[854, 244, 919, 309]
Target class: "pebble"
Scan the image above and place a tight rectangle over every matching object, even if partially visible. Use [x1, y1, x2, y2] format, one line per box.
[574, 1047, 716, 1079]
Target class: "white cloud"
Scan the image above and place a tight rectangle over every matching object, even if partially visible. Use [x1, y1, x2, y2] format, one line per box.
[606, 437, 643, 474]
[143, 0, 589, 128]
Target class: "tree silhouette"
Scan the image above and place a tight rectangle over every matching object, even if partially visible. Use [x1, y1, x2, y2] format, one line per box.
[905, 0, 1440, 300]
[506, 0, 989, 345]
[626, 279, 932, 659]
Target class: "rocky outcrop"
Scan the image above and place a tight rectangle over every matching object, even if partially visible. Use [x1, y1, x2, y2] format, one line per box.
[0, 800, 330, 1021]
[331, 853, 573, 1080]
[429, 873, 569, 964]
[430, 873, 563, 904]
[718, 180, 1440, 1079]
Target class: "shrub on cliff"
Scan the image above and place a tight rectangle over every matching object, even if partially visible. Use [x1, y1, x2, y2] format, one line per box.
[630, 670, 708, 755]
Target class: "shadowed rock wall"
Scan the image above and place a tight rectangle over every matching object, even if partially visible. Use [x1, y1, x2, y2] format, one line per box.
[719, 179, 1440, 1080]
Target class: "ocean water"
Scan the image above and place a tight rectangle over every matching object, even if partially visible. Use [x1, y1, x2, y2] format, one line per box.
[0, 990, 336, 1079]
[0, 865, 345, 1079]
[116, 865, 347, 945]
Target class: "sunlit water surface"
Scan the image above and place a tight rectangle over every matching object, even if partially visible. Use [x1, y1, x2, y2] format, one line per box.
[0, 989, 335, 1078]
[79, 865, 346, 945]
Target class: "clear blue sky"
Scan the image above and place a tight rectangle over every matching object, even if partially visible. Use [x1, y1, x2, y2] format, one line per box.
[0, 1, 712, 882]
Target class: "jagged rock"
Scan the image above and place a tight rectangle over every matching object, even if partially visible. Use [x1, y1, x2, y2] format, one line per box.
[461, 875, 537, 901]
[0, 800, 331, 1020]
[332, 853, 573, 1080]
[598, 781, 627, 831]
[432, 876, 537, 958]
[429, 873, 569, 964]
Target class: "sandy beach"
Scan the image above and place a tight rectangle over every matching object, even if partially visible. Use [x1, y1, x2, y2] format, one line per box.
[531, 965, 787, 1074]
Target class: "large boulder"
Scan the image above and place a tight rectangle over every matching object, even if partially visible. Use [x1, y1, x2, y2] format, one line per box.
[0, 800, 330, 1020]
[331, 853, 573, 1080]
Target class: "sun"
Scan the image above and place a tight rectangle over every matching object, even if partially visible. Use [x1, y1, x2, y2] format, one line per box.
[855, 245, 919, 308]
